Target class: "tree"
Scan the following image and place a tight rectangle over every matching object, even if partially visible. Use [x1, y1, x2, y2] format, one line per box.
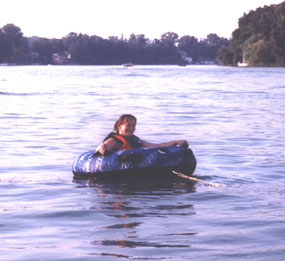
[201, 34, 229, 62]
[0, 24, 29, 63]
[243, 34, 276, 66]
[218, 46, 233, 66]
[0, 30, 6, 62]
[219, 2, 285, 66]
[178, 34, 229, 63]
[160, 32, 179, 46]
[88, 35, 108, 64]
[128, 33, 148, 46]
[127, 34, 149, 64]
[30, 37, 53, 64]
[63, 33, 91, 64]
[107, 36, 129, 64]
[178, 35, 199, 61]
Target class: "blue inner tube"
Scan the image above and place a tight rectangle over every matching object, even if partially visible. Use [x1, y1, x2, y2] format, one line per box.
[72, 146, 196, 179]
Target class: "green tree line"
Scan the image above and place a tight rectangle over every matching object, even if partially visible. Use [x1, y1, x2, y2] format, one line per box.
[0, 24, 228, 65]
[219, 1, 285, 66]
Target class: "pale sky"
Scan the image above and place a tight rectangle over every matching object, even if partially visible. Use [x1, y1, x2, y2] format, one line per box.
[1, 0, 284, 40]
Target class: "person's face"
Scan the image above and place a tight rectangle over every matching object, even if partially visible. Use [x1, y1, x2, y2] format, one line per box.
[118, 118, 136, 137]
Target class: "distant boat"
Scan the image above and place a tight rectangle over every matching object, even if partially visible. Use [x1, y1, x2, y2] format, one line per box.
[122, 62, 134, 68]
[237, 62, 248, 67]
[238, 55, 248, 67]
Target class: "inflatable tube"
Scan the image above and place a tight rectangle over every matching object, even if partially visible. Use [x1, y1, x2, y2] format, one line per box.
[72, 146, 196, 179]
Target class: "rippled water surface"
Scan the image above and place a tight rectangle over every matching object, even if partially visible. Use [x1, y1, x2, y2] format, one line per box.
[1, 65, 284, 260]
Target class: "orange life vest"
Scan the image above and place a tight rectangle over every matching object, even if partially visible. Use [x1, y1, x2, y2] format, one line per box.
[112, 134, 132, 150]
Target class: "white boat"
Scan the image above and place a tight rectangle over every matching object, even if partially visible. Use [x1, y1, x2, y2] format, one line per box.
[122, 62, 134, 68]
[237, 62, 248, 67]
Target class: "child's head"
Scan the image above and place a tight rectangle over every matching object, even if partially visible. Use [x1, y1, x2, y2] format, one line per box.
[114, 114, 137, 134]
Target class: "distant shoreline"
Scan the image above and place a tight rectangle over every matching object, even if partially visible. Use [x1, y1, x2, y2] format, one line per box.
[2, 1, 285, 67]
[0, 24, 228, 66]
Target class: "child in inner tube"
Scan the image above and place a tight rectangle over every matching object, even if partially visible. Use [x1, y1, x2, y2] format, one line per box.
[96, 114, 188, 156]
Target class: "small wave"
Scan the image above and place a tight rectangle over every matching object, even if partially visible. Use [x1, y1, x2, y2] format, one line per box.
[271, 85, 285, 89]
[0, 91, 38, 96]
[124, 73, 150, 77]
[0, 91, 58, 96]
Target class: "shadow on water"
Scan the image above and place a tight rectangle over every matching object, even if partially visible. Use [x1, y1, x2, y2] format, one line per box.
[73, 175, 197, 195]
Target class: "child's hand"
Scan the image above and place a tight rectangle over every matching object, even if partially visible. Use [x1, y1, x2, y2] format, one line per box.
[176, 140, 189, 148]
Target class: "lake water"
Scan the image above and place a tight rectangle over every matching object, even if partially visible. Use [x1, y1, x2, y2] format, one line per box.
[0, 65, 284, 260]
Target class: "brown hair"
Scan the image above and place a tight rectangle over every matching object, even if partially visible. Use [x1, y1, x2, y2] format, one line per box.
[114, 114, 137, 133]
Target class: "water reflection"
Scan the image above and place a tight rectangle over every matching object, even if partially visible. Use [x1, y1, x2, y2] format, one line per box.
[91, 239, 191, 248]
[73, 177, 197, 255]
[73, 176, 197, 195]
[74, 178, 197, 219]
[103, 222, 142, 229]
